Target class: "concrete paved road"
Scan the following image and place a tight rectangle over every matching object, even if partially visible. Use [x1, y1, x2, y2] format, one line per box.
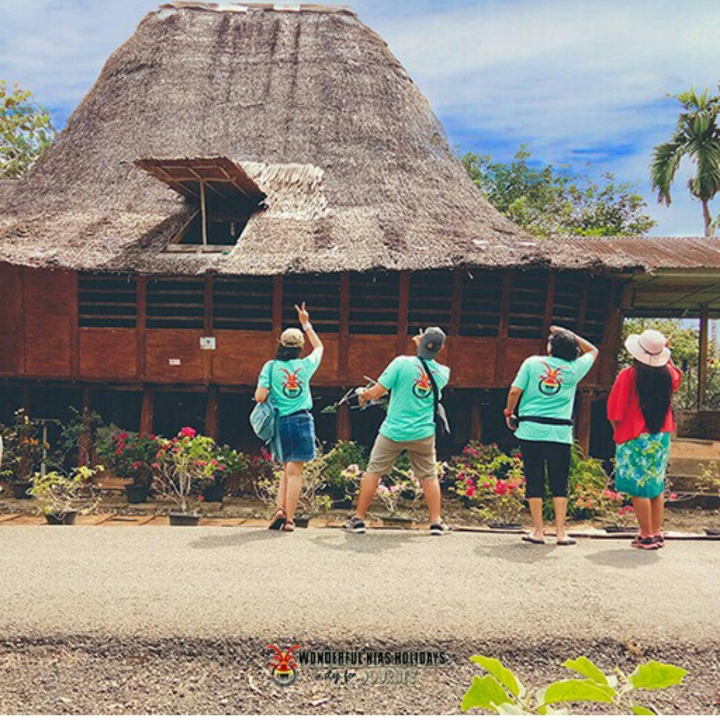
[1, 526, 718, 643]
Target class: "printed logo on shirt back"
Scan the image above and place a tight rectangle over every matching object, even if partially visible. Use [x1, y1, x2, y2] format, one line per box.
[538, 361, 564, 396]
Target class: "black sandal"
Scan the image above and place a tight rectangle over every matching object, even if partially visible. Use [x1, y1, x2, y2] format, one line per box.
[268, 508, 286, 531]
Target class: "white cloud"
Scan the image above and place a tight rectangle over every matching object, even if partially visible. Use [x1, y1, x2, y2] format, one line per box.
[1, 0, 719, 235]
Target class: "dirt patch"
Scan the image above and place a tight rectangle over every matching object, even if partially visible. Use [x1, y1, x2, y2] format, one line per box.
[0, 635, 716, 715]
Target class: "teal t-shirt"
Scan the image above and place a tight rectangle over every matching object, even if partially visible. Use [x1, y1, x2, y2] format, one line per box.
[258, 348, 322, 417]
[377, 355, 450, 442]
[511, 353, 596, 444]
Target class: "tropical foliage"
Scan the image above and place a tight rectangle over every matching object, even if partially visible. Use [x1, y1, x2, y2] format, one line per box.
[0, 80, 55, 178]
[650, 88, 720, 236]
[462, 146, 655, 237]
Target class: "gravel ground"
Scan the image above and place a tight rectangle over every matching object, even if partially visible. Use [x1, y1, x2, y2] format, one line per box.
[0, 635, 717, 715]
[2, 494, 719, 532]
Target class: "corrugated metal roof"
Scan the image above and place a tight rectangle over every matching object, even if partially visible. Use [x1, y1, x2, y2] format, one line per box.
[551, 236, 720, 272]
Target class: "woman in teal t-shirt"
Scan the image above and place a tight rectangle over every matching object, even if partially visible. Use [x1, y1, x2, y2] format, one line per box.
[504, 325, 598, 546]
[255, 303, 323, 532]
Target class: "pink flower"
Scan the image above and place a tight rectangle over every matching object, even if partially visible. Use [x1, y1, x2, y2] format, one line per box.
[151, 462, 160, 469]
[466, 486, 476, 498]
[131, 461, 142, 470]
[179, 426, 197, 439]
[219, 464, 226, 471]
[669, 492, 678, 501]
[198, 495, 204, 502]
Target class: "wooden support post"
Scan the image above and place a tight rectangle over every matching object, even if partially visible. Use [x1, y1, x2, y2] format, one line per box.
[576, 390, 592, 455]
[577, 274, 590, 334]
[203, 273, 213, 382]
[200, 181, 208, 247]
[337, 402, 351, 441]
[598, 280, 624, 386]
[205, 385, 219, 440]
[396, 270, 410, 355]
[699, 303, 709, 409]
[69, 272, 79, 378]
[136, 276, 147, 379]
[494, 270, 513, 384]
[140, 385, 154, 435]
[272, 275, 283, 340]
[447, 269, 464, 381]
[18, 267, 26, 375]
[78, 386, 93, 466]
[470, 392, 483, 441]
[339, 272, 350, 382]
[542, 270, 556, 340]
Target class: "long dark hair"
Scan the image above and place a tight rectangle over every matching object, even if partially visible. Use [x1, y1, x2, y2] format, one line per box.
[276, 345, 301, 361]
[634, 361, 672, 434]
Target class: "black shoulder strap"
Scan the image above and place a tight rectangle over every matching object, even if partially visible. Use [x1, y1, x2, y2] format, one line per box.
[418, 357, 439, 412]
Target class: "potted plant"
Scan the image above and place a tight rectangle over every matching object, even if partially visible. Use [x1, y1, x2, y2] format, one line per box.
[201, 445, 246, 503]
[96, 427, 163, 503]
[317, 440, 367, 509]
[28, 465, 101, 525]
[697, 462, 720, 536]
[152, 427, 217, 525]
[0, 409, 44, 499]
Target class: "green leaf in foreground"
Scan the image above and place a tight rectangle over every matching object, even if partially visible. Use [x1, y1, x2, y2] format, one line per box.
[562, 656, 609, 686]
[631, 705, 656, 715]
[461, 675, 512, 712]
[543, 678, 616, 705]
[471, 655, 524, 697]
[630, 661, 687, 690]
[495, 702, 526, 715]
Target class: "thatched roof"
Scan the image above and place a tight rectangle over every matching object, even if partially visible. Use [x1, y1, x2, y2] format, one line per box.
[1, 2, 718, 277]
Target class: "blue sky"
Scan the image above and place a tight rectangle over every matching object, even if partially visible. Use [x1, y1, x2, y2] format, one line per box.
[2, 0, 720, 236]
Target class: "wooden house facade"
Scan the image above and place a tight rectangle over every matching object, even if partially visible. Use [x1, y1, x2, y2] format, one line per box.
[4, 3, 719, 454]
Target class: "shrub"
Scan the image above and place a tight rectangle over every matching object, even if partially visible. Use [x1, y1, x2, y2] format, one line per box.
[29, 465, 102, 516]
[0, 409, 45, 484]
[96, 427, 163, 488]
[462, 653, 687, 715]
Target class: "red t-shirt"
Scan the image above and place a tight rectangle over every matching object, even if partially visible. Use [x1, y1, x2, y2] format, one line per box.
[606, 364, 682, 445]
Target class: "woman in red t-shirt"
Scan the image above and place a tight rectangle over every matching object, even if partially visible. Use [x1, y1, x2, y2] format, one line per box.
[607, 329, 682, 551]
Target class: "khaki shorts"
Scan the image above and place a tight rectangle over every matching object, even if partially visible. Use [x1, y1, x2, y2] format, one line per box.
[366, 433, 438, 480]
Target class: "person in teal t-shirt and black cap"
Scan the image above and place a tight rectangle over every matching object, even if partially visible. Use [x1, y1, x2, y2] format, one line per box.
[504, 325, 598, 546]
[344, 327, 451, 536]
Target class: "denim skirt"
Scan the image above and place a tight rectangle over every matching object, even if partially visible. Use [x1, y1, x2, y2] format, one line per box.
[277, 410, 316, 463]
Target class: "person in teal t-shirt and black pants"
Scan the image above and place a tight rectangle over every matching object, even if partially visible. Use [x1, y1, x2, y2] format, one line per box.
[344, 327, 451, 536]
[255, 303, 323, 532]
[504, 325, 599, 546]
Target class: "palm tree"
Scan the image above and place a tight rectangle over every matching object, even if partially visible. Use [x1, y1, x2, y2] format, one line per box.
[650, 88, 720, 236]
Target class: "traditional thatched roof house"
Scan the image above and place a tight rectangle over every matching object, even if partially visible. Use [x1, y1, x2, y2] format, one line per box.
[1, 2, 718, 449]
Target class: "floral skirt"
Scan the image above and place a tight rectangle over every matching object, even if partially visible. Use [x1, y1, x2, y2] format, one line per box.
[614, 432, 671, 499]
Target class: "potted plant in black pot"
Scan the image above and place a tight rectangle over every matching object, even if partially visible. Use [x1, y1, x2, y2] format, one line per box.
[28, 465, 101, 524]
[152, 427, 217, 526]
[0, 409, 44, 499]
[696, 462, 720, 536]
[96, 428, 163, 504]
[202, 445, 247, 503]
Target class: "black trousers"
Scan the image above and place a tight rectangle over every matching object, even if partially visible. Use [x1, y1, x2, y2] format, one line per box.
[519, 440, 572, 498]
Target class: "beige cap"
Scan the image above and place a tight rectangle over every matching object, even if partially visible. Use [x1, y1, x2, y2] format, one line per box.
[280, 328, 304, 348]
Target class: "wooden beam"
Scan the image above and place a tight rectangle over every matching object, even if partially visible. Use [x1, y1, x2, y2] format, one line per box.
[140, 385, 154, 435]
[336, 402, 351, 441]
[272, 275, 283, 339]
[17, 266, 26, 375]
[136, 276, 147, 379]
[339, 272, 350, 381]
[78, 386, 93, 466]
[205, 385, 219, 440]
[699, 303, 709, 409]
[204, 273, 213, 382]
[200, 181, 208, 246]
[69, 272, 79, 378]
[396, 270, 410, 355]
[542, 270, 556, 340]
[598, 279, 624, 386]
[575, 390, 592, 455]
[470, 392, 483, 441]
[577, 274, 590, 334]
[494, 270, 513, 384]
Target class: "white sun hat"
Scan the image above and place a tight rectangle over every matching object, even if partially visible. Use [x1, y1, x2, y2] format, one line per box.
[625, 329, 671, 367]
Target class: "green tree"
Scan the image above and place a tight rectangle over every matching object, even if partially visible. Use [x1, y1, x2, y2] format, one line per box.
[650, 88, 720, 236]
[462, 146, 655, 237]
[0, 80, 55, 178]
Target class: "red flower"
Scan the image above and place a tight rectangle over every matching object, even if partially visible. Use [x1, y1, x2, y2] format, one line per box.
[118, 433, 128, 441]
[198, 495, 205, 502]
[178, 426, 197, 439]
[131, 461, 142, 470]
[467, 486, 476, 498]
[115, 448, 123, 456]
[669, 492, 678, 501]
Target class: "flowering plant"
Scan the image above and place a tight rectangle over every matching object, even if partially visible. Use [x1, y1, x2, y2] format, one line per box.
[0, 409, 46, 484]
[96, 427, 162, 488]
[29, 465, 102, 516]
[376, 481, 404, 516]
[152, 428, 221, 513]
[472, 473, 526, 525]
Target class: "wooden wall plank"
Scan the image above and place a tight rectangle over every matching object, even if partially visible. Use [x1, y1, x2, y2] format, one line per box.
[79, 329, 138, 379]
[145, 330, 205, 382]
[0, 264, 22, 374]
[493, 270, 513, 384]
[23, 268, 74, 377]
[396, 270, 410, 356]
[338, 272, 350, 382]
[136, 277, 147, 378]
